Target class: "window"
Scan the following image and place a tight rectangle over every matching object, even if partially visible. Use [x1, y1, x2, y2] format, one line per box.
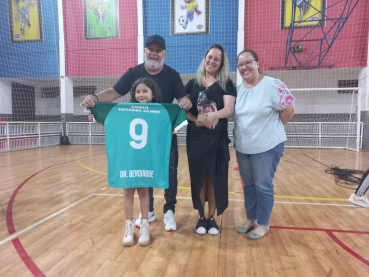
[338, 80, 358, 94]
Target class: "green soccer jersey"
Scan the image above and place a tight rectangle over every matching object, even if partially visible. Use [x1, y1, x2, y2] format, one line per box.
[89, 102, 188, 189]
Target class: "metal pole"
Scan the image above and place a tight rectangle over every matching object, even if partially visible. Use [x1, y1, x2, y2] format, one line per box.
[357, 88, 361, 152]
[6, 123, 10, 151]
[38, 123, 41, 147]
[318, 123, 321, 148]
[89, 122, 92, 145]
[236, 0, 245, 85]
[137, 0, 144, 64]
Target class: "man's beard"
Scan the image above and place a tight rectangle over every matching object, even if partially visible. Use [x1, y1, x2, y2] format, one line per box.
[145, 56, 164, 71]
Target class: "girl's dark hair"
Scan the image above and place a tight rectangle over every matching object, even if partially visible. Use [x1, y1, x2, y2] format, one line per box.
[236, 49, 260, 73]
[130, 78, 163, 103]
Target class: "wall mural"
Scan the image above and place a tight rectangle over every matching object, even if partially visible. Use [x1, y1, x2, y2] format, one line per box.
[281, 0, 327, 29]
[8, 0, 43, 43]
[171, 0, 210, 36]
[83, 0, 119, 40]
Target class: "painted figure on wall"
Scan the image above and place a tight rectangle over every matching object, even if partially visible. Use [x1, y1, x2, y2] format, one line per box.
[84, 0, 119, 40]
[171, 0, 209, 36]
[9, 0, 42, 42]
[181, 0, 201, 29]
[89, 0, 112, 32]
[282, 0, 325, 29]
[293, 0, 312, 21]
[14, 0, 36, 35]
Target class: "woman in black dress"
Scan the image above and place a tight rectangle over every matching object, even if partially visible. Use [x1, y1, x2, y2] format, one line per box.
[185, 44, 236, 235]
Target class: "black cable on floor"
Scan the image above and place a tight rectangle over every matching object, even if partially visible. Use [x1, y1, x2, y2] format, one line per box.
[290, 121, 363, 189]
[324, 166, 364, 189]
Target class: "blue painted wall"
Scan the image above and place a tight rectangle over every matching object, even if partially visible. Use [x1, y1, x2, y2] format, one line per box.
[143, 0, 238, 74]
[0, 1, 60, 78]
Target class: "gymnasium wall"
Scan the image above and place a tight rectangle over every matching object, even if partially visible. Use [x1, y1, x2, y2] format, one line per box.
[0, 0, 368, 123]
[265, 68, 362, 115]
[244, 0, 369, 72]
[63, 0, 138, 77]
[143, 0, 239, 75]
[0, 1, 60, 78]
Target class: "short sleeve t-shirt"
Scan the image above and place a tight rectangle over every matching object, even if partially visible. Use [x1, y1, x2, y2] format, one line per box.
[234, 76, 295, 154]
[89, 102, 188, 189]
[186, 79, 237, 123]
[186, 1, 197, 11]
[113, 63, 186, 103]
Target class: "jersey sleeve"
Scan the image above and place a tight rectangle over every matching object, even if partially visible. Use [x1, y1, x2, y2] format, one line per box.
[162, 104, 188, 132]
[112, 68, 134, 96]
[271, 79, 296, 111]
[88, 102, 118, 124]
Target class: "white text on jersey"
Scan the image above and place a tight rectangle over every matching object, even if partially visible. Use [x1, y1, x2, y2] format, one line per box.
[120, 170, 154, 178]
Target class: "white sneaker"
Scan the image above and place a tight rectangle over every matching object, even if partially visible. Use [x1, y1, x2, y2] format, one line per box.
[122, 218, 135, 246]
[135, 211, 156, 227]
[349, 194, 369, 208]
[138, 219, 150, 246]
[164, 210, 177, 231]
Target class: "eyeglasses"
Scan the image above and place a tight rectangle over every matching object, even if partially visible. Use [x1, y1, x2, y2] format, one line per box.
[237, 60, 255, 68]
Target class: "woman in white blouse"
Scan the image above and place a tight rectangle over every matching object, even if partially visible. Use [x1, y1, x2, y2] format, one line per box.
[234, 50, 295, 239]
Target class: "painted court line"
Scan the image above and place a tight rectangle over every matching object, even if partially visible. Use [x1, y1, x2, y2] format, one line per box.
[327, 231, 369, 266]
[270, 226, 369, 235]
[94, 194, 356, 207]
[1, 193, 358, 247]
[76, 152, 349, 202]
[4, 188, 369, 270]
[270, 226, 369, 267]
[1, 194, 94, 247]
[6, 166, 56, 277]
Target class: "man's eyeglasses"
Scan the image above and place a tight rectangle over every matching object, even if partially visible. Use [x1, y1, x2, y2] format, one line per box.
[237, 60, 255, 68]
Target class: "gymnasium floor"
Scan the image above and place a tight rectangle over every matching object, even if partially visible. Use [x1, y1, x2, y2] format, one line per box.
[0, 145, 368, 277]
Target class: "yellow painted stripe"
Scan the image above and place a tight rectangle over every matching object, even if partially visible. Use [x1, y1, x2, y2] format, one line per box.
[76, 152, 107, 176]
[76, 152, 348, 202]
[274, 195, 348, 201]
[178, 186, 191, 190]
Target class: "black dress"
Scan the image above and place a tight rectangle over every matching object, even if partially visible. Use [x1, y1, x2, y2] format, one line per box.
[185, 79, 237, 217]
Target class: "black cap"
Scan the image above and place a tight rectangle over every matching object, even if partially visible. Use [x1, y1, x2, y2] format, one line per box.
[145, 34, 166, 50]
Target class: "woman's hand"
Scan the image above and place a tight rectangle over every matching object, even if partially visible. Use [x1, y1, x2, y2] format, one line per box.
[204, 112, 219, 129]
[172, 129, 181, 135]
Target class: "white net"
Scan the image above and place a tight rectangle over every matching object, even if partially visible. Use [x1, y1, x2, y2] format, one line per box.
[245, 0, 367, 151]
[0, 1, 61, 151]
[0, 1, 61, 122]
[0, 0, 367, 151]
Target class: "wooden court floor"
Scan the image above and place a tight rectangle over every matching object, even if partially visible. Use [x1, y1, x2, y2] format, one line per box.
[0, 145, 368, 277]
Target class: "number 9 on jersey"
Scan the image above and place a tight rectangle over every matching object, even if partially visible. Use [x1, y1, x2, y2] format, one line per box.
[129, 119, 148, 149]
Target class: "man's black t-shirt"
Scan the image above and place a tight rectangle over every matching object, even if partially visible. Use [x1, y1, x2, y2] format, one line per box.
[113, 63, 186, 103]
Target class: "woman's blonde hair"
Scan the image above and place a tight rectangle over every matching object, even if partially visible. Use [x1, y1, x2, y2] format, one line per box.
[196, 44, 231, 91]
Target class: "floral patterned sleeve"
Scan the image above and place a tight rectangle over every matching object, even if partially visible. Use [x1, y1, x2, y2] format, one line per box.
[271, 79, 295, 111]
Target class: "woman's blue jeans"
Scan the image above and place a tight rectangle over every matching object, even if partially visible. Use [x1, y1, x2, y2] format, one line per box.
[236, 142, 284, 226]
